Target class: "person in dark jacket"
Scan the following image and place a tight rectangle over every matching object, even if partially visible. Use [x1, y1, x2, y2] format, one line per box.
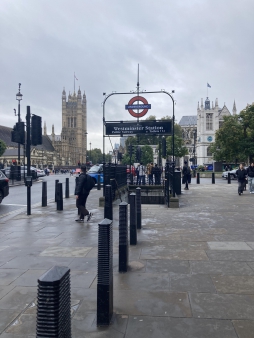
[236, 164, 247, 195]
[247, 162, 254, 193]
[74, 165, 92, 222]
[152, 164, 161, 185]
[182, 161, 191, 190]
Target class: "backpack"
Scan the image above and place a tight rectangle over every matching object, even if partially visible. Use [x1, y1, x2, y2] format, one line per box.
[82, 174, 95, 194]
[186, 166, 191, 175]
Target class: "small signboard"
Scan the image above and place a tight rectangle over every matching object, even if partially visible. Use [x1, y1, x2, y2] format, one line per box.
[105, 120, 172, 136]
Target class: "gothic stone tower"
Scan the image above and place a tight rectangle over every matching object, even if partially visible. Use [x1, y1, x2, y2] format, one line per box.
[61, 88, 87, 165]
[196, 97, 233, 165]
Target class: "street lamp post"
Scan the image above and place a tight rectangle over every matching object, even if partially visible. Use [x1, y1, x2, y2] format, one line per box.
[90, 142, 91, 164]
[16, 83, 23, 165]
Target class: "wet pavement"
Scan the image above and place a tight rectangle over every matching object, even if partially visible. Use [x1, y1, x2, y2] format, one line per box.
[0, 181, 254, 337]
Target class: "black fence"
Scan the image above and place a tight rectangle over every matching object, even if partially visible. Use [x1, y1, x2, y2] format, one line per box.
[103, 163, 127, 200]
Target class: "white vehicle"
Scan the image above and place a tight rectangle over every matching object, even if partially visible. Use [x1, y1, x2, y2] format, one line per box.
[222, 169, 237, 179]
[36, 168, 46, 177]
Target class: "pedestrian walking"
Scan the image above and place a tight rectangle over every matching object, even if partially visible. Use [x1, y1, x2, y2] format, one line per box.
[138, 162, 146, 185]
[182, 161, 191, 190]
[152, 164, 161, 185]
[146, 162, 154, 185]
[74, 165, 95, 222]
[135, 164, 140, 185]
[247, 162, 254, 193]
[236, 164, 247, 196]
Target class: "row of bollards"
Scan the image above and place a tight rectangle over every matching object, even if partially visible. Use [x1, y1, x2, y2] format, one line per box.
[195, 172, 216, 184]
[42, 178, 70, 210]
[36, 182, 142, 333]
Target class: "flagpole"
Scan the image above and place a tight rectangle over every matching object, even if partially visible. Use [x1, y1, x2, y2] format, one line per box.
[207, 83, 208, 97]
[74, 72, 75, 93]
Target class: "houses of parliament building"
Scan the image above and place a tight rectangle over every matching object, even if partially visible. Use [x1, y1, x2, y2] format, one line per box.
[0, 88, 88, 168]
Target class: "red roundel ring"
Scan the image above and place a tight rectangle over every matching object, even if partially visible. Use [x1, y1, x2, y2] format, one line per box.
[128, 96, 149, 118]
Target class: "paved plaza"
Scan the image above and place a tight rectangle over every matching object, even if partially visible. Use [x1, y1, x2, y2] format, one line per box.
[0, 182, 254, 337]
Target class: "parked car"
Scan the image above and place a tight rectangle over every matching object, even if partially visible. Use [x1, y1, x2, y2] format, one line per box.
[88, 164, 103, 184]
[0, 170, 9, 204]
[3, 166, 37, 179]
[222, 169, 237, 179]
[36, 168, 46, 177]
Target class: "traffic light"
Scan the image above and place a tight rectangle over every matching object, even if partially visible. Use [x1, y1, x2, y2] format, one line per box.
[117, 152, 122, 161]
[11, 122, 25, 144]
[128, 144, 135, 157]
[162, 137, 166, 157]
[31, 115, 42, 146]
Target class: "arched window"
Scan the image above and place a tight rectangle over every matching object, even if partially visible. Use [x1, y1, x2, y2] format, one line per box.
[207, 146, 212, 157]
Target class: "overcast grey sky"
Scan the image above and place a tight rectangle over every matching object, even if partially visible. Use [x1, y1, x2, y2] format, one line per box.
[1, 0, 253, 152]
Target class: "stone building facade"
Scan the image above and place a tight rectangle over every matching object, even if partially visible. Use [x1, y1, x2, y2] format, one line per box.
[179, 98, 237, 166]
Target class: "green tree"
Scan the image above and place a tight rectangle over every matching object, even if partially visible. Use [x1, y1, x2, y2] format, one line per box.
[164, 123, 188, 158]
[210, 104, 254, 163]
[0, 139, 6, 157]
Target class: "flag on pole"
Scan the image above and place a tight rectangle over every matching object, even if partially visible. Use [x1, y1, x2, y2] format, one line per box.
[207, 83, 211, 88]
[74, 73, 78, 80]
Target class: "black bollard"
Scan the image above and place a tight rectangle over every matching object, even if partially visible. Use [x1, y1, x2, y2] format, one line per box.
[227, 172, 231, 184]
[130, 173, 133, 185]
[136, 187, 142, 230]
[42, 181, 47, 207]
[36, 266, 71, 338]
[129, 193, 137, 245]
[119, 202, 128, 273]
[56, 183, 63, 211]
[104, 185, 113, 221]
[97, 218, 113, 326]
[212, 172, 215, 184]
[97, 174, 101, 190]
[55, 179, 59, 202]
[65, 177, 69, 198]
[196, 172, 200, 184]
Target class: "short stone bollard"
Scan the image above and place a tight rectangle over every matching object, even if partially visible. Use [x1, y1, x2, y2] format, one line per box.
[196, 172, 200, 184]
[56, 183, 63, 211]
[65, 177, 69, 198]
[36, 266, 71, 337]
[212, 172, 215, 184]
[129, 193, 137, 245]
[97, 218, 113, 326]
[104, 184, 113, 221]
[42, 181, 47, 207]
[119, 202, 128, 273]
[54, 179, 59, 202]
[97, 174, 101, 190]
[136, 187, 142, 230]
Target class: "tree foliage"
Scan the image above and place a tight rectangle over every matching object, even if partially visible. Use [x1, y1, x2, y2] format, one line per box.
[210, 104, 254, 163]
[89, 148, 111, 164]
[121, 144, 153, 166]
[0, 139, 6, 157]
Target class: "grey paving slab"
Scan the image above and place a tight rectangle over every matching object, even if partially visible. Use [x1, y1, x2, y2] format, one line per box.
[0, 310, 20, 335]
[5, 314, 36, 335]
[190, 260, 254, 275]
[146, 259, 190, 274]
[72, 312, 127, 338]
[141, 248, 208, 261]
[70, 271, 96, 288]
[125, 317, 238, 338]
[11, 269, 46, 287]
[0, 269, 27, 286]
[246, 242, 254, 249]
[212, 275, 254, 294]
[169, 273, 216, 293]
[0, 286, 37, 311]
[232, 320, 254, 338]
[206, 250, 254, 261]
[2, 256, 74, 269]
[114, 289, 192, 317]
[189, 292, 254, 319]
[207, 242, 252, 250]
[69, 257, 98, 272]
[0, 286, 16, 301]
[39, 246, 93, 257]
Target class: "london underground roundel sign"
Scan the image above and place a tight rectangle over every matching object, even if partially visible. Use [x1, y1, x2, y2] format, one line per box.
[125, 96, 151, 118]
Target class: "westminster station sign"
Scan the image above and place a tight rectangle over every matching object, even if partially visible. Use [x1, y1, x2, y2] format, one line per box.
[105, 120, 172, 136]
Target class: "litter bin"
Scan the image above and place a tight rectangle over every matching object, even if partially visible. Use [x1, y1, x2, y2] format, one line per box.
[173, 170, 181, 195]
